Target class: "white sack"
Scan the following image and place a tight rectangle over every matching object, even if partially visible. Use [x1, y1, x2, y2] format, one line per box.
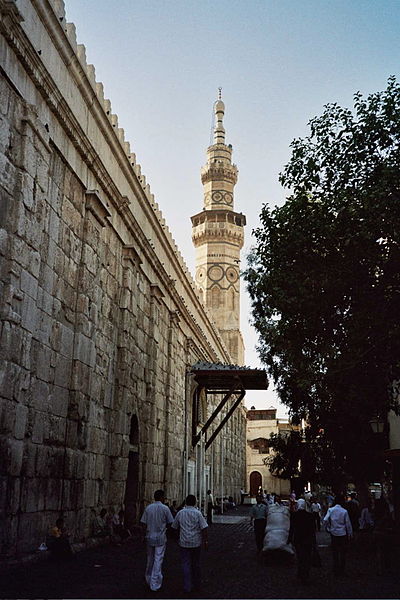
[262, 504, 294, 555]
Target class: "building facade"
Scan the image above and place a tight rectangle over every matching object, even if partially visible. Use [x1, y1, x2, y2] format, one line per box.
[0, 0, 247, 560]
[246, 407, 291, 497]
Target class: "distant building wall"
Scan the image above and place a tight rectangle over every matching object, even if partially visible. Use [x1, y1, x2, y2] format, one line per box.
[0, 0, 246, 559]
[246, 408, 291, 497]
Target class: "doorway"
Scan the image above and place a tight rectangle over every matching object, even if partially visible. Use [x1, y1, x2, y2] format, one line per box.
[249, 471, 262, 495]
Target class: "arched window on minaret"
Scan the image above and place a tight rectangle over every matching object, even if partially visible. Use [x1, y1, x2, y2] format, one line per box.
[211, 286, 220, 309]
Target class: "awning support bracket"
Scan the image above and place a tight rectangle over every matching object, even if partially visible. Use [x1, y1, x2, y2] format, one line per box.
[205, 388, 246, 450]
[192, 380, 241, 446]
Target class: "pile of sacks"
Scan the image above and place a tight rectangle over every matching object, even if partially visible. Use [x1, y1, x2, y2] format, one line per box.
[262, 503, 294, 555]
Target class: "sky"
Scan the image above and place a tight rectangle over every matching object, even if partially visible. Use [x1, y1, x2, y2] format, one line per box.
[65, 0, 400, 416]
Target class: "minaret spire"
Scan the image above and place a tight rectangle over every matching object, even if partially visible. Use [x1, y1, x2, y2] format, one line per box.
[213, 89, 226, 145]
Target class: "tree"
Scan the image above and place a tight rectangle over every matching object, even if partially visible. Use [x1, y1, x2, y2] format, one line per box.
[245, 76, 400, 487]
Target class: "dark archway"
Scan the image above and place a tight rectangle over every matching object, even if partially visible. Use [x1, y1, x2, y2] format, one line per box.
[249, 470, 262, 495]
[124, 415, 139, 531]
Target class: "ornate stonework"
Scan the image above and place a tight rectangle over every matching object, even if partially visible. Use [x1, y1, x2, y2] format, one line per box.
[192, 99, 246, 365]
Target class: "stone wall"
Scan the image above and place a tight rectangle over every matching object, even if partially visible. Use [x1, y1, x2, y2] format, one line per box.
[0, 0, 246, 559]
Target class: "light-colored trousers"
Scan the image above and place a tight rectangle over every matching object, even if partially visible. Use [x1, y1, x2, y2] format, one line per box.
[145, 543, 167, 591]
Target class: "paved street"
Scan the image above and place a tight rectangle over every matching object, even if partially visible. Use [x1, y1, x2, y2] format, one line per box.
[1, 506, 399, 599]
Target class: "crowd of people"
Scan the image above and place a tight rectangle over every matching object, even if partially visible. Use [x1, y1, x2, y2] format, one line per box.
[45, 486, 395, 595]
[249, 488, 395, 584]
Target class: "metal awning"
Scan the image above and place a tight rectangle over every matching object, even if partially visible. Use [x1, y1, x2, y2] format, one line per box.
[190, 362, 268, 449]
[191, 361, 269, 391]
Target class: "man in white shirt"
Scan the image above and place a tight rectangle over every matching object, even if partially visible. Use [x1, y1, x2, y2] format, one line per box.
[323, 494, 353, 576]
[171, 494, 208, 593]
[140, 489, 173, 592]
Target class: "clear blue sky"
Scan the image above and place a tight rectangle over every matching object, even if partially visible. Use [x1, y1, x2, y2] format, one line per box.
[66, 0, 400, 414]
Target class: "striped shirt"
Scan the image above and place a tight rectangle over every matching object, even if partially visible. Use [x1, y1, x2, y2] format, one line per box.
[140, 501, 173, 546]
[172, 506, 208, 548]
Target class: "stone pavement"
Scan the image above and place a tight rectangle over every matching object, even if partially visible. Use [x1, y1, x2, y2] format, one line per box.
[1, 506, 400, 599]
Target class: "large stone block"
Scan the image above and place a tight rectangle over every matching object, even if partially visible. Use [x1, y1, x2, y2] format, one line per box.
[21, 439, 36, 478]
[20, 476, 45, 512]
[45, 447, 65, 479]
[21, 294, 38, 334]
[73, 332, 96, 367]
[0, 438, 24, 476]
[16, 511, 45, 554]
[43, 414, 66, 447]
[0, 398, 15, 436]
[0, 360, 19, 400]
[49, 385, 69, 418]
[54, 355, 72, 388]
[31, 379, 49, 411]
[45, 478, 62, 511]
[35, 309, 52, 345]
[14, 403, 28, 440]
[32, 341, 52, 382]
[83, 477, 97, 507]
[70, 360, 91, 394]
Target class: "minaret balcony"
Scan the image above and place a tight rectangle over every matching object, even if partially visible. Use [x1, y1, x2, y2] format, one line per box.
[191, 209, 246, 228]
[192, 227, 245, 248]
[201, 165, 238, 185]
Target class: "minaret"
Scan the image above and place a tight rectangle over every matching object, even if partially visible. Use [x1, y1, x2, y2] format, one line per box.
[191, 93, 246, 365]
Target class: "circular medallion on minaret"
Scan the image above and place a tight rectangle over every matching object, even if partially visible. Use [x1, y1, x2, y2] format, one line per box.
[224, 192, 233, 205]
[208, 265, 224, 282]
[226, 267, 239, 283]
[212, 191, 223, 203]
[196, 266, 207, 284]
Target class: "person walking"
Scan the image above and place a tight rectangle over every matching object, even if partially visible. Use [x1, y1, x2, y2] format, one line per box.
[288, 498, 316, 584]
[311, 497, 322, 531]
[240, 487, 245, 505]
[346, 492, 360, 534]
[323, 494, 353, 576]
[373, 496, 395, 574]
[206, 490, 214, 525]
[171, 494, 208, 594]
[250, 495, 268, 553]
[140, 489, 173, 592]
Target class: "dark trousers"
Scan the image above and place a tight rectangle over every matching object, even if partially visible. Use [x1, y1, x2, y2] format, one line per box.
[295, 543, 313, 582]
[180, 546, 201, 593]
[331, 534, 348, 575]
[314, 513, 321, 531]
[254, 518, 266, 552]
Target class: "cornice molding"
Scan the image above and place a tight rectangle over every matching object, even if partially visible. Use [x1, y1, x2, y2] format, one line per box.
[0, 0, 23, 25]
[85, 190, 111, 227]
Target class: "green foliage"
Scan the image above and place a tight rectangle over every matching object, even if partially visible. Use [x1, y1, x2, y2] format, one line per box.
[245, 76, 400, 485]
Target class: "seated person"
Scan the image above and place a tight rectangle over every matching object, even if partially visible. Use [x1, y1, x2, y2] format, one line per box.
[92, 508, 110, 537]
[111, 509, 131, 541]
[227, 496, 236, 509]
[49, 517, 73, 559]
